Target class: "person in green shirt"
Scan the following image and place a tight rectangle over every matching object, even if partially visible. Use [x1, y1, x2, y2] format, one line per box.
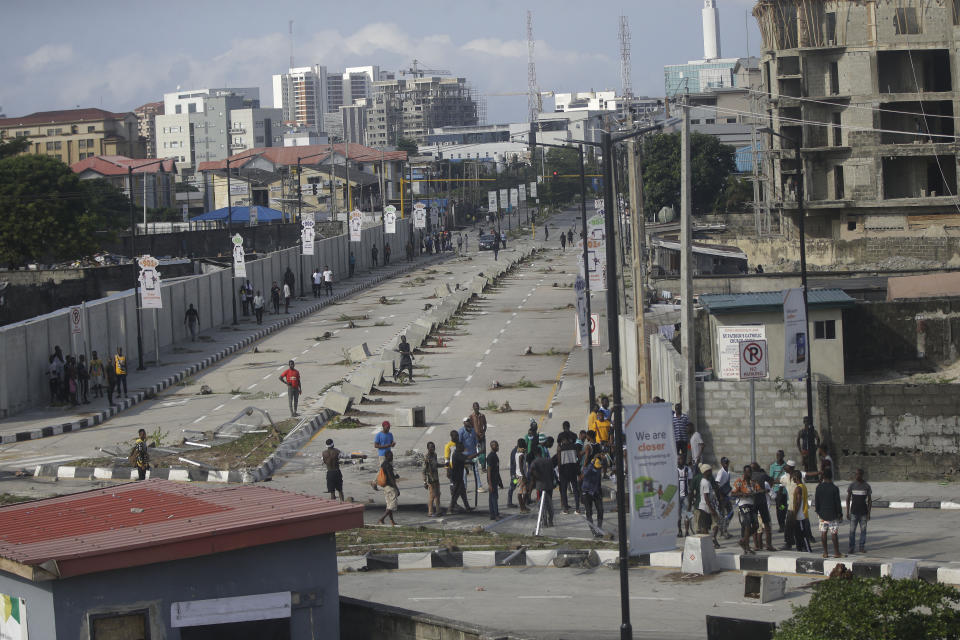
[769, 449, 788, 532]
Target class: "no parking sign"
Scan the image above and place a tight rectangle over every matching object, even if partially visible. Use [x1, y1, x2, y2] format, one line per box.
[739, 340, 768, 380]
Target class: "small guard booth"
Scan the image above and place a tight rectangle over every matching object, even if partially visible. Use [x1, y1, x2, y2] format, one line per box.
[0, 479, 362, 639]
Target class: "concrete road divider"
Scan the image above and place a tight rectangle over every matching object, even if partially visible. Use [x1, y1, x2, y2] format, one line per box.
[323, 390, 353, 414]
[434, 283, 451, 298]
[340, 383, 366, 403]
[347, 343, 372, 363]
[351, 370, 378, 395]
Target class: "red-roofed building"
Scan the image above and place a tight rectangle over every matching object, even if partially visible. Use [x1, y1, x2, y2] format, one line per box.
[0, 479, 362, 639]
[0, 108, 145, 165]
[71, 155, 178, 210]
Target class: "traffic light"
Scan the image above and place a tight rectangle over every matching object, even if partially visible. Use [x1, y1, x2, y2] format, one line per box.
[552, 170, 558, 178]
[311, 183, 318, 196]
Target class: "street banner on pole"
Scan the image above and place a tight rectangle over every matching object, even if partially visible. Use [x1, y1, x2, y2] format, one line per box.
[577, 211, 606, 291]
[519, 184, 526, 202]
[232, 234, 246, 278]
[509, 188, 519, 208]
[413, 202, 427, 229]
[499, 189, 508, 211]
[487, 191, 497, 213]
[783, 288, 808, 380]
[0, 593, 27, 640]
[349, 209, 363, 241]
[249, 206, 258, 226]
[575, 275, 590, 349]
[138, 255, 163, 309]
[301, 216, 315, 255]
[384, 205, 397, 234]
[625, 402, 678, 556]
[529, 182, 537, 198]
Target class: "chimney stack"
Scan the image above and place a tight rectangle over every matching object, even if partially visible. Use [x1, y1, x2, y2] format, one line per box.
[702, 0, 721, 60]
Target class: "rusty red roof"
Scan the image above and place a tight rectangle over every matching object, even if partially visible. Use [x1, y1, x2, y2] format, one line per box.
[196, 143, 407, 172]
[0, 480, 362, 580]
[0, 108, 132, 128]
[71, 155, 178, 176]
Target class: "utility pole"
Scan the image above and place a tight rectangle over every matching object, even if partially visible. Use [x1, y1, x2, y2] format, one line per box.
[680, 102, 697, 420]
[626, 139, 649, 403]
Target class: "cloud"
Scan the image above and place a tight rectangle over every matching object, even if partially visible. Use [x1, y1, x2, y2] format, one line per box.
[22, 44, 74, 73]
[461, 38, 527, 59]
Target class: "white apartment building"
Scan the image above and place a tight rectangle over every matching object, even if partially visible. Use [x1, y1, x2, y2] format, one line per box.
[272, 65, 327, 130]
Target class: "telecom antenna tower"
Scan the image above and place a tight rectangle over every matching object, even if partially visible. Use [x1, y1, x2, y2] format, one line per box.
[527, 10, 540, 123]
[619, 15, 632, 98]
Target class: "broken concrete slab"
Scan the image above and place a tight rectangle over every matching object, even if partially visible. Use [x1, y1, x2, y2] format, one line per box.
[434, 283, 451, 298]
[340, 383, 366, 402]
[393, 406, 426, 427]
[347, 343, 372, 363]
[744, 573, 787, 604]
[351, 370, 377, 394]
[323, 390, 353, 414]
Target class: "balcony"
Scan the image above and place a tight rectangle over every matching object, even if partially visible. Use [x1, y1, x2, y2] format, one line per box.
[229, 142, 247, 150]
[228, 127, 246, 134]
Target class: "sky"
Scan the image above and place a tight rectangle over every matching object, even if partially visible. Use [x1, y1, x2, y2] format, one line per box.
[1, 0, 761, 125]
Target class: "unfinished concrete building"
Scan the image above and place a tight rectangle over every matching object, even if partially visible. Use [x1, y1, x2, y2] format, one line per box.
[754, 0, 960, 242]
[365, 76, 481, 148]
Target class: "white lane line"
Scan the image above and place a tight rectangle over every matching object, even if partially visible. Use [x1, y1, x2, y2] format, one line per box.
[518, 596, 571, 600]
[492, 338, 498, 344]
[301, 349, 310, 354]
[279, 391, 287, 397]
[454, 390, 462, 397]
[513, 312, 518, 316]
[506, 320, 512, 325]
[631, 597, 676, 601]
[475, 362, 483, 367]
[465, 375, 473, 382]
[213, 403, 225, 411]
[518, 305, 523, 309]
[484, 349, 491, 355]
[409, 597, 464, 601]
[0, 454, 79, 468]
[440, 407, 449, 416]
[276, 366, 285, 371]
[160, 399, 189, 407]
[720, 602, 772, 608]
[262, 374, 271, 380]
[193, 415, 207, 424]
[500, 329, 505, 334]
[425, 426, 436, 435]
[247, 383, 258, 390]
[231, 394, 241, 400]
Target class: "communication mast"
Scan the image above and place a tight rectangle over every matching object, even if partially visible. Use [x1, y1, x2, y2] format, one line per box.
[619, 15, 633, 99]
[527, 10, 540, 123]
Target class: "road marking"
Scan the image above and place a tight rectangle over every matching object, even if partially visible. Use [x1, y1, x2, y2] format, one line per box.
[262, 374, 271, 380]
[506, 320, 511, 325]
[276, 366, 285, 371]
[518, 305, 523, 309]
[213, 404, 225, 411]
[0, 454, 80, 468]
[720, 601, 772, 608]
[492, 338, 498, 344]
[500, 329, 505, 334]
[247, 383, 258, 390]
[231, 394, 241, 400]
[301, 349, 310, 354]
[518, 596, 571, 600]
[475, 362, 483, 368]
[465, 375, 473, 382]
[409, 597, 464, 601]
[512, 312, 518, 316]
[160, 399, 189, 407]
[440, 407, 449, 415]
[631, 597, 675, 601]
[193, 416, 206, 424]
[454, 390, 462, 397]
[279, 392, 287, 397]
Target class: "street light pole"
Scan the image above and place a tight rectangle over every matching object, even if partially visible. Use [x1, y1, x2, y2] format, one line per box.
[226, 157, 237, 326]
[578, 145, 597, 410]
[296, 150, 328, 298]
[760, 128, 814, 423]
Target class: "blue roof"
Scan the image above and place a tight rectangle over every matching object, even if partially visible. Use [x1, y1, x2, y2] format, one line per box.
[699, 289, 856, 314]
[191, 206, 285, 223]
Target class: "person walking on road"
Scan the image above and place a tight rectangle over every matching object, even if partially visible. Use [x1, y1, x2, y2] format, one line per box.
[528, 445, 555, 528]
[253, 290, 265, 325]
[486, 440, 504, 520]
[846, 468, 872, 554]
[239, 282, 250, 317]
[459, 417, 485, 495]
[492, 235, 499, 261]
[780, 460, 798, 550]
[132, 428, 149, 481]
[375, 421, 395, 458]
[582, 454, 605, 536]
[750, 462, 777, 551]
[322, 265, 334, 296]
[184, 304, 200, 341]
[544, 224, 549, 241]
[279, 360, 301, 416]
[559, 232, 566, 251]
[513, 439, 529, 513]
[77, 354, 90, 404]
[448, 441, 475, 514]
[815, 467, 844, 558]
[114, 347, 128, 398]
[270, 281, 281, 314]
[797, 416, 820, 473]
[371, 244, 379, 267]
[89, 351, 105, 399]
[791, 469, 813, 552]
[557, 421, 581, 514]
[283, 281, 292, 314]
[322, 439, 344, 502]
[731, 465, 761, 554]
[377, 449, 400, 526]
[567, 229, 573, 245]
[695, 463, 722, 548]
[470, 402, 488, 471]
[312, 269, 322, 297]
[423, 441, 442, 517]
[104, 361, 117, 405]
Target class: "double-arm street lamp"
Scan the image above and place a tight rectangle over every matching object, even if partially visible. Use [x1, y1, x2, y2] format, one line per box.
[759, 127, 814, 423]
[297, 151, 330, 297]
[122, 158, 169, 371]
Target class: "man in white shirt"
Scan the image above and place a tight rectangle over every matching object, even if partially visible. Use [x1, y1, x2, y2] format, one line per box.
[282, 282, 292, 313]
[695, 463, 721, 548]
[687, 422, 704, 465]
[312, 269, 323, 297]
[322, 265, 334, 296]
[715, 456, 733, 538]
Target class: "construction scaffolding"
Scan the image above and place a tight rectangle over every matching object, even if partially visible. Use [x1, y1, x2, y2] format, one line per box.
[753, 0, 866, 50]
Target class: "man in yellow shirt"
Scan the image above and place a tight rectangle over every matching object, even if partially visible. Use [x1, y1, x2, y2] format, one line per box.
[444, 430, 459, 496]
[114, 347, 128, 398]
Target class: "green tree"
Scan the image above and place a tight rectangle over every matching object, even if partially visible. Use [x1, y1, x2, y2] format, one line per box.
[716, 175, 754, 214]
[641, 131, 737, 218]
[775, 576, 960, 640]
[0, 155, 128, 266]
[542, 147, 590, 207]
[396, 137, 419, 157]
[0, 135, 29, 160]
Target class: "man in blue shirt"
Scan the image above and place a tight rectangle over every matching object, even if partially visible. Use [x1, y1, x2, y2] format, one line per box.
[458, 417, 485, 494]
[374, 421, 395, 458]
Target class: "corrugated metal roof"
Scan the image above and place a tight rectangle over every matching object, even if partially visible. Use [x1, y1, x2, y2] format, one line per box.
[0, 480, 362, 580]
[699, 288, 856, 313]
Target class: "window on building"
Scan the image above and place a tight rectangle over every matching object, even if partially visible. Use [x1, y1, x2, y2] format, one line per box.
[832, 113, 842, 146]
[825, 12, 837, 43]
[834, 165, 845, 199]
[894, 7, 920, 34]
[77, 140, 85, 149]
[45, 141, 61, 150]
[88, 125, 95, 132]
[814, 319, 836, 340]
[16, 130, 29, 137]
[954, 0, 960, 26]
[175, 105, 182, 114]
[847, 218, 857, 231]
[89, 609, 149, 640]
[726, 118, 737, 124]
[705, 119, 715, 124]
[690, 119, 701, 125]
[829, 61, 840, 95]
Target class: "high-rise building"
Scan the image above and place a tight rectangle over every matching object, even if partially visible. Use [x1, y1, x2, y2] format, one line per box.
[134, 101, 164, 157]
[272, 65, 327, 130]
[0, 108, 144, 164]
[366, 76, 479, 148]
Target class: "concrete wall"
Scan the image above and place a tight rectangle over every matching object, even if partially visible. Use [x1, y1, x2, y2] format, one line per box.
[650, 333, 684, 405]
[0, 219, 414, 418]
[46, 534, 338, 639]
[341, 596, 498, 640]
[733, 235, 960, 270]
[0, 572, 57, 639]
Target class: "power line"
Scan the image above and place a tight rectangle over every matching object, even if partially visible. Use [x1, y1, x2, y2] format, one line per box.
[740, 85, 958, 121]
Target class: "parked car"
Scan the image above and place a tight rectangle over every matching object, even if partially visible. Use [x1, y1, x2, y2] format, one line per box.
[479, 234, 497, 251]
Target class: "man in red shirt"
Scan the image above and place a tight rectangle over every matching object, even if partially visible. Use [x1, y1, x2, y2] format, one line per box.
[279, 360, 302, 417]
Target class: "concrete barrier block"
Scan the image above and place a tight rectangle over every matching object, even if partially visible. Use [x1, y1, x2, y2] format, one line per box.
[681, 536, 719, 575]
[744, 573, 787, 603]
[324, 390, 353, 414]
[363, 362, 387, 384]
[348, 343, 372, 363]
[414, 316, 435, 332]
[434, 283, 451, 298]
[393, 406, 426, 427]
[650, 551, 682, 568]
[338, 556, 368, 572]
[352, 371, 377, 394]
[938, 565, 960, 585]
[767, 554, 799, 574]
[524, 550, 557, 567]
[462, 551, 496, 567]
[716, 553, 740, 571]
[340, 383, 366, 402]
[882, 558, 919, 580]
[405, 325, 428, 348]
[397, 552, 433, 570]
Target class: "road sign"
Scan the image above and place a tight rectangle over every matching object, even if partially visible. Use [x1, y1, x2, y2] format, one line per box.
[69, 306, 83, 335]
[739, 339, 768, 380]
[574, 312, 601, 347]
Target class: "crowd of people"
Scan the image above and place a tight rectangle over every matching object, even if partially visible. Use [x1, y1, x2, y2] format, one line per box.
[47, 345, 128, 407]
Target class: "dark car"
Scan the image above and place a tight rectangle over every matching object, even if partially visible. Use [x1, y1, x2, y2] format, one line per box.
[478, 234, 497, 251]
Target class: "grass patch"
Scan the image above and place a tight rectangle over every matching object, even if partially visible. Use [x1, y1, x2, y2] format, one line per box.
[177, 376, 195, 387]
[336, 525, 616, 556]
[318, 378, 346, 395]
[326, 416, 364, 429]
[0, 494, 40, 506]
[483, 400, 499, 412]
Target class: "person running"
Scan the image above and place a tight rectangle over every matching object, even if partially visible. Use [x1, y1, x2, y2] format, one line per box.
[791, 469, 813, 552]
[470, 401, 488, 471]
[279, 360, 301, 416]
[556, 421, 580, 514]
[252, 291, 265, 325]
[114, 347, 128, 398]
[377, 450, 400, 526]
[423, 441, 442, 517]
[88, 351, 105, 399]
[487, 440, 503, 520]
[132, 428, 149, 481]
[731, 465, 761, 554]
[846, 468, 872, 554]
[448, 441, 476, 514]
[322, 439, 344, 502]
[769, 450, 788, 532]
[815, 467, 843, 558]
[270, 281, 281, 314]
[559, 232, 566, 251]
[322, 265, 334, 296]
[375, 421, 396, 458]
[459, 417, 485, 494]
[283, 281, 292, 314]
[582, 455, 605, 536]
[528, 445, 555, 528]
[184, 303, 200, 341]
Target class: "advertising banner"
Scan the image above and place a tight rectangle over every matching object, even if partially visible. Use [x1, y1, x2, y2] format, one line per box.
[231, 235, 246, 279]
[529, 182, 537, 198]
[138, 255, 163, 309]
[301, 218, 315, 256]
[488, 191, 497, 213]
[575, 275, 590, 349]
[0, 593, 27, 639]
[384, 205, 397, 234]
[413, 203, 427, 229]
[783, 288, 808, 380]
[349, 209, 363, 242]
[625, 403, 678, 556]
[576, 212, 606, 291]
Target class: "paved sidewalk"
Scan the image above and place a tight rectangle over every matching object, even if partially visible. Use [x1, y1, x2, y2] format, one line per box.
[0, 252, 449, 443]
